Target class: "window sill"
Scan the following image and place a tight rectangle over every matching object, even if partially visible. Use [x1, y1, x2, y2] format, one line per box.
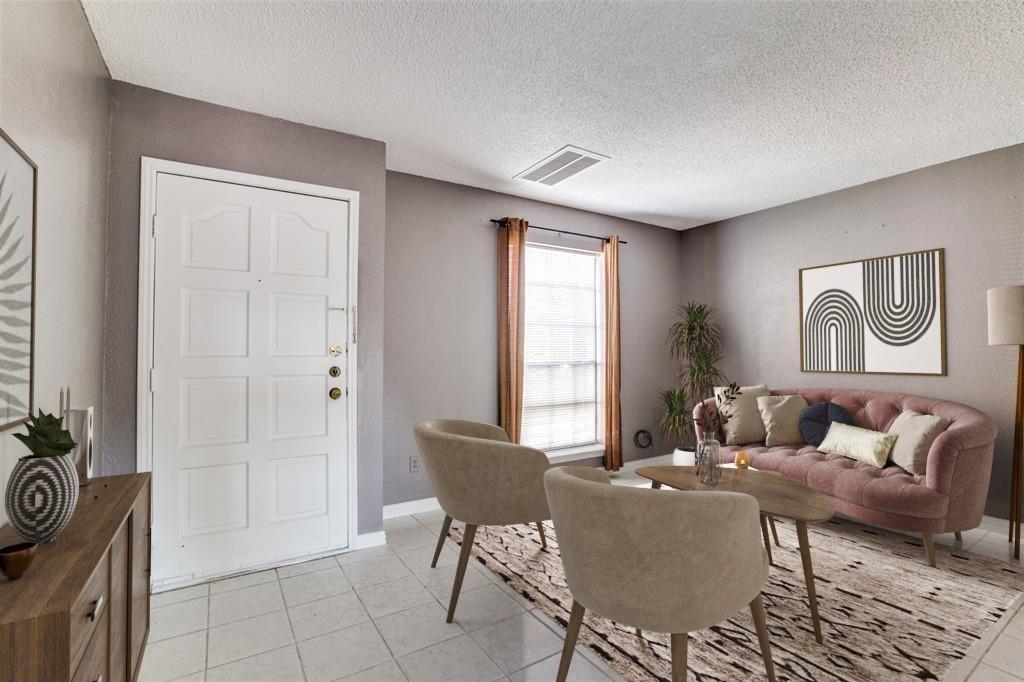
[545, 444, 604, 464]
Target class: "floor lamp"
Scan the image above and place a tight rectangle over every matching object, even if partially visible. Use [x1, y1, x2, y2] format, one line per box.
[988, 285, 1024, 560]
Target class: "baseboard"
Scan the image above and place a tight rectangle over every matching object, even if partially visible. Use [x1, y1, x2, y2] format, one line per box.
[353, 530, 387, 549]
[383, 496, 441, 519]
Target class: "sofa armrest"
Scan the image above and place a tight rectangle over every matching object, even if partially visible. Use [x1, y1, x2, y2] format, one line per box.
[692, 398, 719, 442]
[925, 417, 997, 497]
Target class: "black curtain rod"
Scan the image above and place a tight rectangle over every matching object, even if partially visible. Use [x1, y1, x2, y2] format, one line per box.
[489, 219, 628, 245]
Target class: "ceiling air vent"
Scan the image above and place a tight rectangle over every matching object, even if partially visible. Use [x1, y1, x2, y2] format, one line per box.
[515, 145, 609, 186]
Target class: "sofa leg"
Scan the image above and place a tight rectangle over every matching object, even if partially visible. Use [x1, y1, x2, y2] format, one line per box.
[923, 533, 936, 567]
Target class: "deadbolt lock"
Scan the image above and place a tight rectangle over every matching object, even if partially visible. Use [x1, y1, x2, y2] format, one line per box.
[329, 344, 342, 357]
[329, 387, 343, 400]
[329, 366, 341, 377]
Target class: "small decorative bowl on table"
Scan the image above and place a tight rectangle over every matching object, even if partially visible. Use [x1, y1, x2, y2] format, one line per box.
[0, 542, 37, 580]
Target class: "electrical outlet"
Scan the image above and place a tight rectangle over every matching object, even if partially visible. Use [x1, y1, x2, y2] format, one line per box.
[409, 456, 421, 474]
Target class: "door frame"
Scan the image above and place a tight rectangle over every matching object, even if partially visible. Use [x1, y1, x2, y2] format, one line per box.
[136, 156, 361, 555]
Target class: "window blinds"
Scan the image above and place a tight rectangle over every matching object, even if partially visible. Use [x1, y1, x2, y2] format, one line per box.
[521, 244, 601, 450]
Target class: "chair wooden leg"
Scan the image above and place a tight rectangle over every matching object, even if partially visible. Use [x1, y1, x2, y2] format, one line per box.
[670, 633, 688, 682]
[446, 523, 477, 623]
[750, 594, 776, 682]
[923, 533, 937, 568]
[954, 531, 963, 543]
[556, 600, 585, 682]
[768, 514, 781, 547]
[759, 513, 774, 566]
[431, 515, 453, 568]
[536, 521, 547, 549]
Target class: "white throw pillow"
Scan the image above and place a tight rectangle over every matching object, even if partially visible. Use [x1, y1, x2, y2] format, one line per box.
[714, 385, 770, 445]
[887, 410, 950, 475]
[757, 395, 808, 447]
[818, 422, 898, 468]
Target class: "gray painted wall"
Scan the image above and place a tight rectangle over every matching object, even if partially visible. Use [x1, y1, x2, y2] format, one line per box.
[0, 1, 110, 526]
[102, 82, 387, 534]
[678, 145, 1024, 518]
[384, 171, 683, 505]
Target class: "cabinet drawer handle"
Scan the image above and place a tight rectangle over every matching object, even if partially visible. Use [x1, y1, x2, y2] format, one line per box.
[87, 594, 105, 621]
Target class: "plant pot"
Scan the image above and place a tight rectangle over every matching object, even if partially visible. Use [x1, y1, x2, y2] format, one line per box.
[4, 455, 80, 544]
[672, 448, 696, 466]
[0, 542, 37, 580]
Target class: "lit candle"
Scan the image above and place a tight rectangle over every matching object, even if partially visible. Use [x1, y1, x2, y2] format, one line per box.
[735, 451, 750, 469]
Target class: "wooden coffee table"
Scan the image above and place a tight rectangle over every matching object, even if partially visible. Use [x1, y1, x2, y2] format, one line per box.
[636, 465, 834, 643]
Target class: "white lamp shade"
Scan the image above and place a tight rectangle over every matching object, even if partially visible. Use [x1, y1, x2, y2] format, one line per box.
[988, 285, 1024, 345]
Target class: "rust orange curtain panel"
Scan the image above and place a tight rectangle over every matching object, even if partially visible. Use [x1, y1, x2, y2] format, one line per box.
[497, 217, 528, 443]
[603, 235, 623, 470]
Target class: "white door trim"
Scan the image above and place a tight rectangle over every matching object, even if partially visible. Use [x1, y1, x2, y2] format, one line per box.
[136, 156, 361, 553]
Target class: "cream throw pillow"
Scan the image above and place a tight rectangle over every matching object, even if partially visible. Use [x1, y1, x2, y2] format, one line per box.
[887, 410, 950, 475]
[818, 422, 897, 468]
[715, 385, 770, 445]
[757, 395, 808, 447]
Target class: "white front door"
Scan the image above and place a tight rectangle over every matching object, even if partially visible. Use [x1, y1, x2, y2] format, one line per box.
[150, 172, 351, 584]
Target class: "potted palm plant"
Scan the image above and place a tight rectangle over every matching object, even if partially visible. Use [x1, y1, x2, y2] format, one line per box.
[657, 302, 730, 464]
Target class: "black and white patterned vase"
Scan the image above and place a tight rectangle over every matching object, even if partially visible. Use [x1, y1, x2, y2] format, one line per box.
[4, 455, 80, 544]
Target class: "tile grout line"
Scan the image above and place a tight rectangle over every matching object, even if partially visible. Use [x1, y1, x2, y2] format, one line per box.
[346, 565, 412, 681]
[274, 571, 308, 682]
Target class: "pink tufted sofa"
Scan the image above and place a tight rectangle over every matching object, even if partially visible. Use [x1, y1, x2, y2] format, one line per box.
[694, 388, 996, 563]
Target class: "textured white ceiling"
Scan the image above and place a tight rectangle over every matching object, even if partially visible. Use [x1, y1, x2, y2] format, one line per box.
[82, 0, 1024, 229]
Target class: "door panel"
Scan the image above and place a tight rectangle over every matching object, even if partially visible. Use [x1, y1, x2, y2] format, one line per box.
[151, 173, 350, 583]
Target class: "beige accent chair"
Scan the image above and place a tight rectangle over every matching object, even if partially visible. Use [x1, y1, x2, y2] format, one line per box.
[544, 467, 776, 682]
[414, 420, 550, 622]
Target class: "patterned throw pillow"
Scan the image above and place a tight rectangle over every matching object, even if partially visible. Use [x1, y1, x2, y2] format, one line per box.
[799, 401, 855, 447]
[818, 422, 898, 468]
[714, 385, 771, 445]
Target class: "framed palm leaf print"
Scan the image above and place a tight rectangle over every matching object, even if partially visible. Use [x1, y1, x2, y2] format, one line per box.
[0, 127, 36, 430]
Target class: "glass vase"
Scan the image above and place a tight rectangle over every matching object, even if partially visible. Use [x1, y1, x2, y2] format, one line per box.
[697, 438, 721, 485]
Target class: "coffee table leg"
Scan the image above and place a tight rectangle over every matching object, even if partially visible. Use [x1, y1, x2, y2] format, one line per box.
[796, 520, 823, 643]
[651, 481, 662, 490]
[759, 513, 774, 566]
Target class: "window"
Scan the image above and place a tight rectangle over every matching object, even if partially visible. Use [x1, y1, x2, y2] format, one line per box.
[521, 243, 603, 451]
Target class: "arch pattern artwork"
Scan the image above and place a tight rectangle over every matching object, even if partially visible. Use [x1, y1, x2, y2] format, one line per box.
[803, 289, 865, 372]
[800, 249, 945, 375]
[863, 250, 938, 346]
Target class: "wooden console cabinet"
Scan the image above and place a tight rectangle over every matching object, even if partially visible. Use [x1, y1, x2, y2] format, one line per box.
[0, 474, 152, 681]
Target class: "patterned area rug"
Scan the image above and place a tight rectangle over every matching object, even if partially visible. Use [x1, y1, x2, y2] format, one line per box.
[449, 518, 1024, 681]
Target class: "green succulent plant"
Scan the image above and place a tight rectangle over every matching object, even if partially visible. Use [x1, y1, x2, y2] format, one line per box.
[13, 411, 77, 458]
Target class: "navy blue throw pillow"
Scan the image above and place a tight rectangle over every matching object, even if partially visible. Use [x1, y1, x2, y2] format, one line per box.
[800, 402, 855, 447]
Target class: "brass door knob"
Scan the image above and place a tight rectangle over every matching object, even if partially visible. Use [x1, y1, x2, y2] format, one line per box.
[329, 344, 342, 357]
[329, 366, 341, 377]
[329, 387, 342, 400]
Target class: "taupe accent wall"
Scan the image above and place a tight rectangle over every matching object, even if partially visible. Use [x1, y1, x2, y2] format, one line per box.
[0, 1, 110, 526]
[678, 144, 1024, 518]
[102, 82, 387, 534]
[384, 171, 683, 505]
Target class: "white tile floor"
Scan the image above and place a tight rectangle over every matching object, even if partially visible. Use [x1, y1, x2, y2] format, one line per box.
[142, 455, 1024, 681]
[140, 510, 620, 682]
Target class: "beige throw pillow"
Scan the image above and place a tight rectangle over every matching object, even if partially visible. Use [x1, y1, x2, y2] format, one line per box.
[757, 395, 808, 447]
[715, 385, 770, 445]
[818, 422, 897, 468]
[887, 410, 950, 475]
